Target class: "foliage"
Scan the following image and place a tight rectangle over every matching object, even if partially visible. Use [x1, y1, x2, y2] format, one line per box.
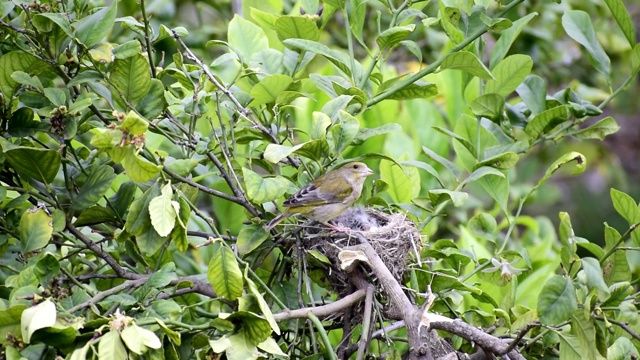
[0, 0, 639, 359]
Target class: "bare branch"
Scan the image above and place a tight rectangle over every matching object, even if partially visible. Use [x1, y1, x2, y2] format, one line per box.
[273, 288, 366, 322]
[594, 315, 640, 341]
[67, 277, 149, 313]
[430, 320, 526, 360]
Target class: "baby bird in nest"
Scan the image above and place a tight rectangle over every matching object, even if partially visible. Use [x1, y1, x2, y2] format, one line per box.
[265, 162, 374, 231]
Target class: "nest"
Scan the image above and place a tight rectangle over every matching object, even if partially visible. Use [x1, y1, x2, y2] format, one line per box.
[301, 208, 422, 308]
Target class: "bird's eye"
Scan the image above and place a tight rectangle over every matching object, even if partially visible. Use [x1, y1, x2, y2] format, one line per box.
[353, 164, 359, 169]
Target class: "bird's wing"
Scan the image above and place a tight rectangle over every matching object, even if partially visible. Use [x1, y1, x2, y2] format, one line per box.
[283, 180, 353, 207]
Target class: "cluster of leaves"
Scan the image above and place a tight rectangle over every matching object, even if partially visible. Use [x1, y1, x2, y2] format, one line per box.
[0, 0, 639, 359]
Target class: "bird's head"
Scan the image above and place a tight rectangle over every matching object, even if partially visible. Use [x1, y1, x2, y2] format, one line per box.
[339, 162, 374, 180]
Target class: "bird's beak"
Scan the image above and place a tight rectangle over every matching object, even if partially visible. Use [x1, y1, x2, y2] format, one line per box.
[364, 166, 374, 176]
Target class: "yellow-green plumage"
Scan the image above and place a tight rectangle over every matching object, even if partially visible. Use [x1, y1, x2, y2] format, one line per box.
[265, 162, 374, 231]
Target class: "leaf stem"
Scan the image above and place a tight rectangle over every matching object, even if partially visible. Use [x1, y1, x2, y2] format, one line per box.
[342, 6, 357, 86]
[600, 223, 639, 264]
[308, 311, 337, 360]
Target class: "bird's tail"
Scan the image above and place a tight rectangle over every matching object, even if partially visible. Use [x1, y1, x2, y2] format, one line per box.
[265, 213, 287, 231]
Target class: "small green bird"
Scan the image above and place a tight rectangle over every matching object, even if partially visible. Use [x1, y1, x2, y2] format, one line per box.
[265, 162, 374, 231]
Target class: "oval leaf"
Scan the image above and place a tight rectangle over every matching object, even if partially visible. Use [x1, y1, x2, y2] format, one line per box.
[537, 275, 578, 325]
[20, 207, 53, 253]
[207, 242, 244, 300]
[5, 147, 61, 184]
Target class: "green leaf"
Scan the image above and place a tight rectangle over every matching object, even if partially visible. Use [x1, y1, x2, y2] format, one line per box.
[571, 116, 620, 140]
[632, 44, 640, 75]
[263, 143, 305, 164]
[110, 54, 152, 107]
[461, 166, 505, 187]
[433, 125, 477, 158]
[91, 129, 121, 148]
[74, 206, 118, 226]
[440, 51, 493, 79]
[74, 0, 117, 48]
[428, 189, 468, 207]
[126, 183, 160, 236]
[353, 123, 401, 145]
[376, 25, 415, 51]
[242, 168, 293, 204]
[284, 39, 358, 79]
[97, 331, 127, 360]
[470, 93, 504, 121]
[245, 271, 280, 335]
[581, 257, 609, 299]
[121, 111, 149, 136]
[136, 79, 166, 120]
[327, 111, 360, 155]
[524, 105, 571, 139]
[149, 183, 178, 237]
[485, 54, 533, 96]
[490, 13, 537, 68]
[610, 188, 639, 225]
[534, 152, 586, 191]
[475, 152, 519, 170]
[275, 16, 320, 41]
[43, 88, 67, 107]
[72, 165, 116, 211]
[571, 310, 598, 360]
[68, 93, 98, 115]
[0, 306, 27, 346]
[608, 337, 639, 360]
[32, 13, 73, 37]
[558, 212, 578, 270]
[249, 74, 293, 106]
[5, 147, 61, 184]
[562, 10, 610, 77]
[557, 333, 582, 360]
[537, 275, 578, 325]
[208, 242, 244, 301]
[88, 43, 114, 63]
[21, 299, 56, 344]
[113, 40, 142, 59]
[422, 146, 462, 179]
[516, 75, 547, 115]
[122, 149, 162, 182]
[228, 15, 269, 63]
[121, 324, 162, 354]
[380, 160, 417, 203]
[237, 225, 270, 256]
[401, 160, 444, 186]
[438, 3, 464, 44]
[8, 107, 42, 137]
[478, 174, 509, 214]
[11, 71, 43, 92]
[0, 52, 49, 100]
[258, 337, 287, 357]
[379, 81, 438, 100]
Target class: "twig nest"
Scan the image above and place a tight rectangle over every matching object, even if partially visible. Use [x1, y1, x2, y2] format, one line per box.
[302, 207, 421, 299]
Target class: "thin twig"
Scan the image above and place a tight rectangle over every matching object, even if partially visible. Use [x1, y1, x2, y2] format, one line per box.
[67, 277, 149, 313]
[172, 30, 300, 168]
[593, 315, 640, 341]
[501, 321, 541, 355]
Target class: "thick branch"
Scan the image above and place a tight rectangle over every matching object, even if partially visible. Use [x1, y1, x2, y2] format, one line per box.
[430, 320, 525, 360]
[348, 235, 430, 360]
[273, 288, 366, 321]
